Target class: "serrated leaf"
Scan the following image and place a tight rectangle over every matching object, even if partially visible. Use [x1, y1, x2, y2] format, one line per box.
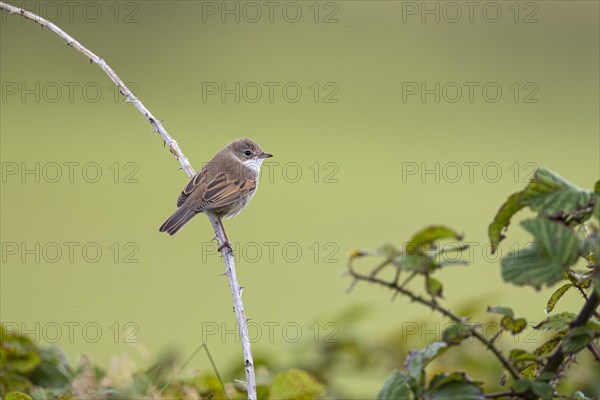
[407, 226, 462, 253]
[520, 168, 591, 216]
[535, 312, 577, 331]
[531, 381, 553, 399]
[269, 369, 325, 400]
[424, 372, 484, 400]
[487, 306, 514, 319]
[501, 219, 579, 287]
[377, 370, 414, 400]
[405, 342, 448, 389]
[425, 276, 443, 298]
[443, 323, 472, 345]
[488, 168, 593, 251]
[489, 192, 525, 253]
[545, 284, 573, 313]
[562, 327, 594, 353]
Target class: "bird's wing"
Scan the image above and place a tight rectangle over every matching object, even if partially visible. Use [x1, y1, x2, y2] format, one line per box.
[195, 172, 256, 211]
[177, 169, 204, 207]
[177, 170, 256, 211]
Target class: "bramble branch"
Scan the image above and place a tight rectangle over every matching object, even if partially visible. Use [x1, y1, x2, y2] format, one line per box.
[347, 257, 522, 380]
[0, 2, 257, 398]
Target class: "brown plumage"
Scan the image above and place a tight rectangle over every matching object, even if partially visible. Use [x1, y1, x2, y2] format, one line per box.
[159, 138, 272, 235]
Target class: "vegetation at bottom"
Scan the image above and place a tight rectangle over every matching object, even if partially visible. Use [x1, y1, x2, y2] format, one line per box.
[2, 167, 598, 400]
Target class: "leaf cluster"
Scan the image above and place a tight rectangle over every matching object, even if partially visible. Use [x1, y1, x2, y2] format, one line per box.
[350, 168, 599, 399]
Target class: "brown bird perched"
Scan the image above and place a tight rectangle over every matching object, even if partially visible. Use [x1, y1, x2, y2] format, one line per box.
[159, 138, 272, 250]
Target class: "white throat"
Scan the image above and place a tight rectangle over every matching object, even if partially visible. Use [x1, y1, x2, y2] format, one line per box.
[244, 158, 265, 174]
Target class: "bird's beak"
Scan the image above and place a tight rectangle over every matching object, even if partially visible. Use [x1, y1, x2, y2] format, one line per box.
[258, 152, 273, 159]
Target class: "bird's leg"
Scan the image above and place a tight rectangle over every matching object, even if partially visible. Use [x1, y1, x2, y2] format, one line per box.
[217, 218, 233, 253]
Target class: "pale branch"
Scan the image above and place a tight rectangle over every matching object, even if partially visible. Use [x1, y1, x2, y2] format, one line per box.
[0, 2, 194, 177]
[0, 2, 257, 398]
[347, 257, 522, 380]
[208, 216, 256, 393]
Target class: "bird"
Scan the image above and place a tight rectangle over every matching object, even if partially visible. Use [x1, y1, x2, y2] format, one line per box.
[159, 137, 272, 251]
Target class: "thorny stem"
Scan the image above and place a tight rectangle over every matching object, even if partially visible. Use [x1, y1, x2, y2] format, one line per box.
[0, 2, 257, 398]
[347, 257, 522, 380]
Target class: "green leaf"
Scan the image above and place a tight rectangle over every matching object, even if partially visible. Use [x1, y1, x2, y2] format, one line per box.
[405, 342, 448, 389]
[534, 332, 565, 356]
[488, 306, 526, 334]
[561, 327, 594, 353]
[501, 218, 579, 287]
[509, 349, 538, 363]
[489, 192, 525, 253]
[425, 276, 443, 298]
[487, 306, 514, 319]
[407, 226, 462, 253]
[520, 168, 591, 216]
[424, 373, 484, 400]
[501, 316, 527, 334]
[531, 381, 553, 399]
[28, 347, 72, 388]
[512, 379, 531, 394]
[395, 253, 436, 274]
[594, 193, 600, 220]
[545, 284, 573, 313]
[377, 370, 414, 400]
[535, 312, 577, 331]
[581, 232, 599, 266]
[5, 392, 33, 400]
[488, 168, 593, 251]
[269, 369, 325, 400]
[443, 323, 472, 345]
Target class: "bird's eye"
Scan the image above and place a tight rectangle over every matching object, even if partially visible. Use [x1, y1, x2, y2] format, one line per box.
[243, 150, 252, 157]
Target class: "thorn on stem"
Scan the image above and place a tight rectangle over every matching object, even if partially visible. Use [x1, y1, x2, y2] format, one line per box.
[346, 278, 358, 293]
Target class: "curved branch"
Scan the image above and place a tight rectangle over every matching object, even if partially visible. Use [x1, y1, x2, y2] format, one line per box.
[0, 2, 257, 398]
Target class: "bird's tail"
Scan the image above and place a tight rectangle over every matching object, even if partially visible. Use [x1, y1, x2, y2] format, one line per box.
[159, 206, 198, 235]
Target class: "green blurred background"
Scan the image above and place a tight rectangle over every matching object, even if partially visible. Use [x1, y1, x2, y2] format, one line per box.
[1, 1, 598, 397]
